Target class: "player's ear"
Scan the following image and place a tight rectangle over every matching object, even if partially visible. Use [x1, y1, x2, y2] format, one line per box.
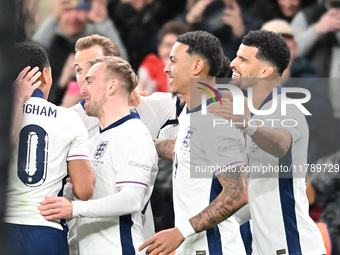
[260, 65, 274, 78]
[193, 58, 204, 76]
[40, 67, 50, 86]
[108, 79, 118, 95]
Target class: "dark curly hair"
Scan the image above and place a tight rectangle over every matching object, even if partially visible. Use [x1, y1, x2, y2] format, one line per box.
[15, 41, 50, 74]
[177, 30, 231, 78]
[242, 30, 290, 75]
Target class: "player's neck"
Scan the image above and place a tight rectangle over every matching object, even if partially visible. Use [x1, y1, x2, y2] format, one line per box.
[186, 77, 215, 111]
[99, 99, 130, 130]
[251, 80, 280, 110]
[183, 93, 190, 111]
[39, 83, 49, 100]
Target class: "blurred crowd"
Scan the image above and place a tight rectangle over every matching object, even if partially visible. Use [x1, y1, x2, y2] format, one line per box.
[15, 0, 340, 253]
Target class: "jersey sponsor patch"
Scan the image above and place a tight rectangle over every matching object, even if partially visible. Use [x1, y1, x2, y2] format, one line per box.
[94, 141, 109, 159]
[276, 249, 286, 255]
[217, 142, 238, 152]
[128, 161, 151, 171]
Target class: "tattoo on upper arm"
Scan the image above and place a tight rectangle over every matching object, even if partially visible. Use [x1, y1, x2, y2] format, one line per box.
[155, 138, 176, 160]
[189, 169, 246, 233]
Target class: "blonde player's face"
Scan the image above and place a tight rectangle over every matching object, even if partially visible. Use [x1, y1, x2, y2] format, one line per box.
[164, 42, 193, 96]
[80, 63, 107, 118]
[74, 45, 104, 88]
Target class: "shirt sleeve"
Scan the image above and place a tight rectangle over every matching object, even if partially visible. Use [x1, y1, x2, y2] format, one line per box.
[73, 186, 146, 217]
[136, 93, 177, 138]
[271, 104, 307, 144]
[200, 115, 246, 176]
[115, 130, 158, 190]
[67, 112, 90, 161]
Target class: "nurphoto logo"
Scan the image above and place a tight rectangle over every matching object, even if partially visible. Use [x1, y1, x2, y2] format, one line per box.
[198, 82, 311, 129]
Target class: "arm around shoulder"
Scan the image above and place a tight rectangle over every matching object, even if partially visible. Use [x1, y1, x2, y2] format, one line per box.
[249, 126, 292, 158]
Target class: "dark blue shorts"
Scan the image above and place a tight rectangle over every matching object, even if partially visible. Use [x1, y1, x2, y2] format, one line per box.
[5, 223, 70, 255]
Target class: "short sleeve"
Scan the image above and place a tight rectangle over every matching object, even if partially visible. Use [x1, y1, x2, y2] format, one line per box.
[67, 112, 90, 161]
[199, 115, 246, 176]
[271, 104, 307, 144]
[115, 131, 158, 189]
[136, 93, 177, 138]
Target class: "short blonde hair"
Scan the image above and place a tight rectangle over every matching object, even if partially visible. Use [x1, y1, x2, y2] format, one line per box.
[89, 56, 138, 95]
[75, 34, 120, 57]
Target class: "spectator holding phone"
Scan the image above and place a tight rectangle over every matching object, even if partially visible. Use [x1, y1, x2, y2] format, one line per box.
[179, 0, 262, 60]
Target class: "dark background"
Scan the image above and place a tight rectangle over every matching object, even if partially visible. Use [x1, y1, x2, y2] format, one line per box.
[0, 0, 16, 253]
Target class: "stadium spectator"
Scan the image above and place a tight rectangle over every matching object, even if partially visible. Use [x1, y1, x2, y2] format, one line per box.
[177, 0, 262, 60]
[107, 0, 186, 71]
[251, 0, 316, 23]
[137, 20, 192, 94]
[32, 0, 127, 105]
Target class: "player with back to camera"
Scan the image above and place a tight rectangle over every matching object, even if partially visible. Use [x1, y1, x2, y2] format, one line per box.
[5, 41, 95, 255]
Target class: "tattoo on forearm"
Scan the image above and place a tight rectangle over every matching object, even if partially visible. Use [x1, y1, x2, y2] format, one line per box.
[155, 138, 176, 161]
[189, 170, 246, 233]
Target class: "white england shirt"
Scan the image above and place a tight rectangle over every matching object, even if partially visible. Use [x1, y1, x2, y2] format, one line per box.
[76, 114, 158, 255]
[173, 102, 247, 255]
[68, 92, 176, 253]
[5, 89, 90, 231]
[246, 87, 326, 255]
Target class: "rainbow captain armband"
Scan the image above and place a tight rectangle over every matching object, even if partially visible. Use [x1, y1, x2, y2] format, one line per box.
[177, 220, 196, 239]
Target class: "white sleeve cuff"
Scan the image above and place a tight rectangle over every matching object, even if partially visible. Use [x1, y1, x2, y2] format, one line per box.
[177, 220, 196, 239]
[244, 125, 257, 136]
[72, 200, 80, 218]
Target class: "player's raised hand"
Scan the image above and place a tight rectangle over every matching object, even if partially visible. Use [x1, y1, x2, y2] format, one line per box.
[208, 90, 250, 130]
[129, 87, 148, 107]
[138, 228, 183, 255]
[11, 66, 42, 147]
[39, 196, 73, 220]
[14, 66, 41, 103]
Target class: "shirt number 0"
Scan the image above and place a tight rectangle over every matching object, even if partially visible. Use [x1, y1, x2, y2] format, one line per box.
[17, 124, 49, 187]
